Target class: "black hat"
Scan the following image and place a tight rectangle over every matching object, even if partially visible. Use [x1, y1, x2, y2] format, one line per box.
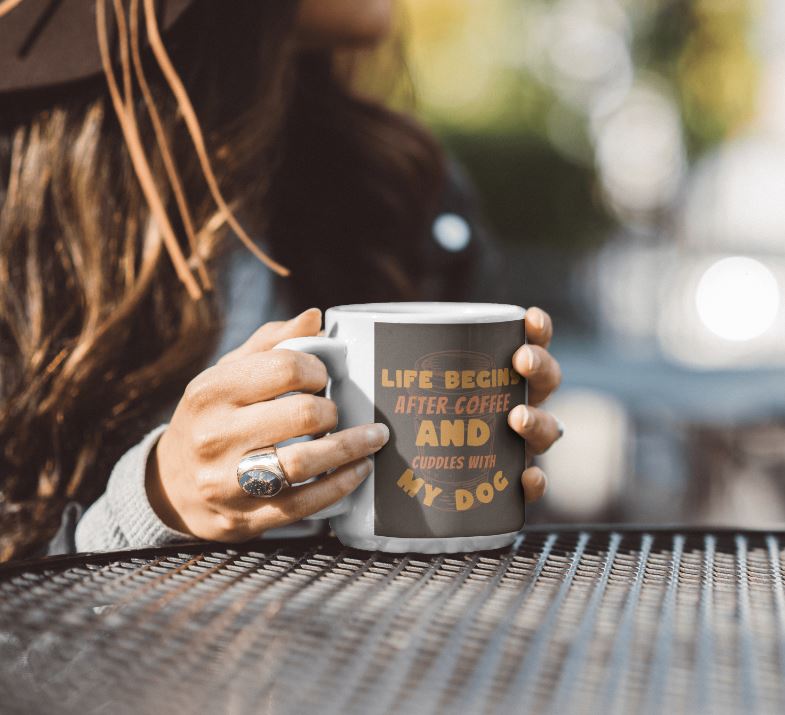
[0, 0, 289, 294]
[0, 0, 193, 93]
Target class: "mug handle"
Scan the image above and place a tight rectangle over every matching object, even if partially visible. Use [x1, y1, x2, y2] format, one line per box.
[273, 335, 352, 519]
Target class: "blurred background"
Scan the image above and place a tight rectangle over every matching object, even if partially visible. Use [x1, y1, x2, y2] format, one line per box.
[398, 0, 785, 527]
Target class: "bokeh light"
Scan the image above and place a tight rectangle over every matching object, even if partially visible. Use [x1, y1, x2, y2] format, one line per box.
[681, 137, 785, 251]
[695, 256, 780, 341]
[538, 389, 628, 519]
[594, 83, 686, 216]
[432, 213, 472, 252]
[656, 253, 785, 368]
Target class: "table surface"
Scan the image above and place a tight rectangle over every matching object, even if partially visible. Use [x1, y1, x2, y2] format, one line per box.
[1, 527, 784, 715]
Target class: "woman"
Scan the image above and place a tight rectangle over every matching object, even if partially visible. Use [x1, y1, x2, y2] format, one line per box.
[0, 0, 562, 561]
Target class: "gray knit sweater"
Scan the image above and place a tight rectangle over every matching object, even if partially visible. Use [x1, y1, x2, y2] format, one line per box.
[74, 247, 284, 552]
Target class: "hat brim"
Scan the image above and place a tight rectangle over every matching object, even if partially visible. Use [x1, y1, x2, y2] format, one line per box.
[0, 0, 194, 93]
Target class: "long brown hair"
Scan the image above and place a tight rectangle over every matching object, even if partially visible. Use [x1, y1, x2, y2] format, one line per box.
[0, 1, 444, 560]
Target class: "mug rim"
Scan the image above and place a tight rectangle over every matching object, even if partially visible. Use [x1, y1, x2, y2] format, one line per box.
[327, 302, 526, 323]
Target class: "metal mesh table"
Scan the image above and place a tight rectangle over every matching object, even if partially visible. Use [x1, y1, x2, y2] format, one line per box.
[1, 528, 784, 714]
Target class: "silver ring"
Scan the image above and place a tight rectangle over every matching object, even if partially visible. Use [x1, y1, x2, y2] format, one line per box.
[237, 447, 291, 498]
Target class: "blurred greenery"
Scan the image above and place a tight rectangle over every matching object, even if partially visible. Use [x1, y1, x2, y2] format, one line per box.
[676, 0, 758, 155]
[438, 128, 609, 248]
[398, 0, 759, 249]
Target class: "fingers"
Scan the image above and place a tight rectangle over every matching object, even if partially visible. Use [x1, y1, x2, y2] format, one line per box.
[217, 308, 322, 364]
[512, 344, 561, 406]
[277, 423, 389, 484]
[186, 349, 328, 408]
[522, 466, 547, 503]
[234, 393, 339, 447]
[243, 458, 373, 533]
[508, 405, 562, 455]
[525, 307, 553, 348]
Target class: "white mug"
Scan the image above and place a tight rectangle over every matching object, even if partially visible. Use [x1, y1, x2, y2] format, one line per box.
[275, 302, 527, 554]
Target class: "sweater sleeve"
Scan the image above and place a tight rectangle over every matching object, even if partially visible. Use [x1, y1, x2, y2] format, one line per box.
[74, 424, 192, 552]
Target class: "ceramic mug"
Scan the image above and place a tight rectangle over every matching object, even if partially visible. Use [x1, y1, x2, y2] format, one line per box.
[275, 302, 527, 554]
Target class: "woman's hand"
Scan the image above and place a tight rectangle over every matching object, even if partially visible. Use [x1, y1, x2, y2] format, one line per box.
[508, 306, 562, 504]
[146, 308, 389, 542]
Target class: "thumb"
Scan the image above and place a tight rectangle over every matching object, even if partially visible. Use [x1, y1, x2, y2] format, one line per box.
[217, 308, 322, 365]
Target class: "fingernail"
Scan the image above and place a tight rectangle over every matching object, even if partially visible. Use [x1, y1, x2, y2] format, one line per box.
[293, 307, 321, 321]
[355, 458, 373, 479]
[516, 345, 538, 372]
[527, 469, 546, 490]
[530, 309, 545, 331]
[523, 469, 547, 502]
[526, 346, 539, 371]
[555, 417, 565, 439]
[510, 405, 531, 430]
[366, 423, 390, 449]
